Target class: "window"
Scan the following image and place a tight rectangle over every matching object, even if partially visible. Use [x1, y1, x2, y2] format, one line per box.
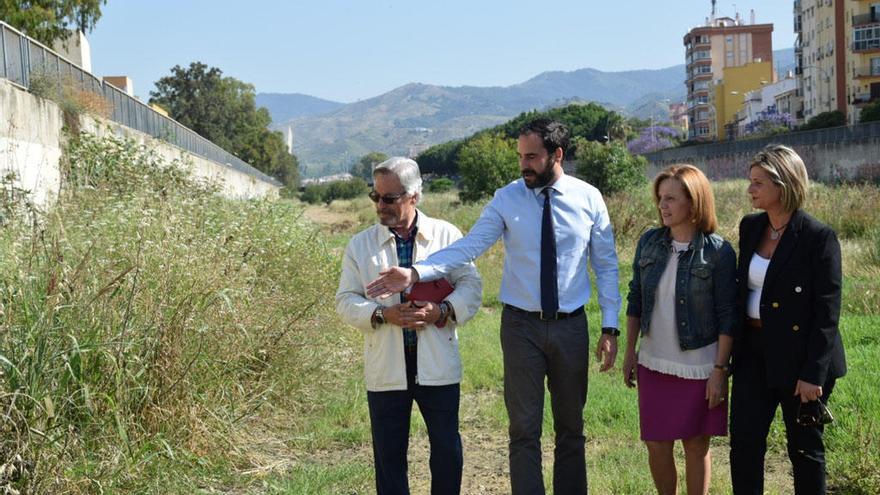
[872, 57, 880, 75]
[854, 26, 880, 51]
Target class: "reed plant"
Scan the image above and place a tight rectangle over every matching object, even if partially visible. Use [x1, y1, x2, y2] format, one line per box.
[0, 133, 339, 492]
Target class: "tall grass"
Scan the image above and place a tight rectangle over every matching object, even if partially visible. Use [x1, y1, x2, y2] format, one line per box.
[0, 133, 340, 492]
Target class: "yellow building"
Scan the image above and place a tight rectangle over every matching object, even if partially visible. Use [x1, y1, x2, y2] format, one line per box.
[713, 62, 774, 140]
[846, 1, 880, 123]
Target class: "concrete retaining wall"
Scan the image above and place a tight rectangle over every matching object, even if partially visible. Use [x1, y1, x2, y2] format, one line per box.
[643, 123, 880, 183]
[0, 79, 279, 209]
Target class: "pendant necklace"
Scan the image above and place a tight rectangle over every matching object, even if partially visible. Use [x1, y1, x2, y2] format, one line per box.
[769, 222, 788, 240]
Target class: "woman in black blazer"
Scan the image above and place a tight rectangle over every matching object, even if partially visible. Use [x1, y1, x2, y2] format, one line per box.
[729, 145, 846, 495]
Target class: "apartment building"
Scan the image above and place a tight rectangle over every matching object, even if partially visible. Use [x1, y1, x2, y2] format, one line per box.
[684, 13, 774, 140]
[795, 0, 847, 121]
[846, 1, 880, 122]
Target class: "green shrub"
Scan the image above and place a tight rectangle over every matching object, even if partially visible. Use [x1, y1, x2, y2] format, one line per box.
[300, 179, 368, 205]
[427, 177, 454, 193]
[573, 138, 647, 195]
[860, 99, 880, 123]
[458, 133, 519, 203]
[800, 110, 845, 130]
[324, 177, 369, 204]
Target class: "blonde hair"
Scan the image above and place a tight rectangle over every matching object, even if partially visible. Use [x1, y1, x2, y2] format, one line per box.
[749, 144, 809, 213]
[653, 164, 718, 234]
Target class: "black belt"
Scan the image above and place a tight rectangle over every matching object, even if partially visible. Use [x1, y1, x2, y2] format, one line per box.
[504, 304, 585, 321]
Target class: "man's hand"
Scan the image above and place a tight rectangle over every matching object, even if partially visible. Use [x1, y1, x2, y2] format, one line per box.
[381, 302, 439, 329]
[366, 267, 417, 299]
[398, 301, 440, 329]
[595, 334, 618, 372]
[795, 380, 823, 403]
[622, 349, 637, 388]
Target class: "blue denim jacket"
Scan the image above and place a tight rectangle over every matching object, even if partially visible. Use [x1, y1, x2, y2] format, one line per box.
[626, 227, 737, 350]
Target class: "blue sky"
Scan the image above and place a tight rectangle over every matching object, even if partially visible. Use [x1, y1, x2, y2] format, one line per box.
[87, 1, 796, 103]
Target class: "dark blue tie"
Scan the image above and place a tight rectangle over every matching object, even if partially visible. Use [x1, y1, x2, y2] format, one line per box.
[541, 188, 559, 315]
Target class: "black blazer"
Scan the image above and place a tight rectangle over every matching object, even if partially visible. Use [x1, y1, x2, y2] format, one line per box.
[734, 209, 847, 390]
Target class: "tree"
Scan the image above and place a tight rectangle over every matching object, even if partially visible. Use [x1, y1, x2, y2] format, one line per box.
[0, 0, 106, 46]
[626, 125, 681, 154]
[149, 62, 299, 186]
[742, 110, 793, 138]
[860, 100, 880, 123]
[417, 103, 617, 177]
[574, 138, 647, 195]
[350, 152, 388, 180]
[800, 110, 845, 131]
[457, 133, 519, 202]
[416, 140, 464, 176]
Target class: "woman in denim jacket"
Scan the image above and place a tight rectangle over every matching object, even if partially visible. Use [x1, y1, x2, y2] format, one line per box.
[622, 164, 737, 495]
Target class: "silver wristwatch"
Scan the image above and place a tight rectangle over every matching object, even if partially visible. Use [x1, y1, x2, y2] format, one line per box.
[374, 306, 386, 327]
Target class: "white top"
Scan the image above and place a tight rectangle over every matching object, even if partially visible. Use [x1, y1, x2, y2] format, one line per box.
[747, 253, 770, 319]
[413, 173, 621, 328]
[638, 240, 717, 379]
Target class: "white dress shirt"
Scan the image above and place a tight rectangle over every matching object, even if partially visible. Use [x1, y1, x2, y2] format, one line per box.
[414, 174, 621, 328]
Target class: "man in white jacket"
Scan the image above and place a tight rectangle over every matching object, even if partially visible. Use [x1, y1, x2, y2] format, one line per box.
[336, 157, 482, 495]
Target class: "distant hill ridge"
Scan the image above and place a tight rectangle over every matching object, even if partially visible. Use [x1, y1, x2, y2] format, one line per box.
[260, 48, 794, 178]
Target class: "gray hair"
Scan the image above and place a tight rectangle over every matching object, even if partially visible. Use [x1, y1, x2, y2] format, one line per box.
[373, 157, 422, 202]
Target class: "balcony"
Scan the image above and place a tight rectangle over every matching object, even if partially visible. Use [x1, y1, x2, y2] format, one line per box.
[854, 66, 880, 79]
[853, 12, 880, 27]
[853, 38, 880, 53]
[852, 92, 876, 106]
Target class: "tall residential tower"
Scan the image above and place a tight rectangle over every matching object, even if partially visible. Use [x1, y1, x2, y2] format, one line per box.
[684, 12, 774, 140]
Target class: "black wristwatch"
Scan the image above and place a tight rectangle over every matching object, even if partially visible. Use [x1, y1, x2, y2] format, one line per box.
[601, 327, 620, 336]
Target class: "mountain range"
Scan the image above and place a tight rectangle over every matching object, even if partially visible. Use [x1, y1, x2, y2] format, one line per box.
[262, 48, 794, 178]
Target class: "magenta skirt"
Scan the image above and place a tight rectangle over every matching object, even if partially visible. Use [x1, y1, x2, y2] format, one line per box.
[637, 365, 728, 441]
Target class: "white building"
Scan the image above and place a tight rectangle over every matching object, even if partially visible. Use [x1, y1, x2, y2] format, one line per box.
[736, 75, 799, 136]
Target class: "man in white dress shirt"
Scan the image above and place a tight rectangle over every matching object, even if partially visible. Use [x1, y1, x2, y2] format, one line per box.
[367, 119, 621, 494]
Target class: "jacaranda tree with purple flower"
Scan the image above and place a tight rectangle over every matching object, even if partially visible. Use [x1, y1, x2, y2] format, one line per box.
[627, 125, 682, 154]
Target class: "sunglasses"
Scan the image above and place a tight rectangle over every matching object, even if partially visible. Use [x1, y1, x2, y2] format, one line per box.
[368, 190, 407, 204]
[796, 400, 834, 427]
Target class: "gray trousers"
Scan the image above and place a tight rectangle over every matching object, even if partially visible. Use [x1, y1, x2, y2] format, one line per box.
[501, 305, 589, 495]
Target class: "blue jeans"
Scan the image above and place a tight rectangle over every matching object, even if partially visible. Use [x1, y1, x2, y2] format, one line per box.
[366, 354, 462, 495]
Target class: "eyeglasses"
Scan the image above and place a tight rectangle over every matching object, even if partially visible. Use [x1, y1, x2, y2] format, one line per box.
[368, 190, 407, 204]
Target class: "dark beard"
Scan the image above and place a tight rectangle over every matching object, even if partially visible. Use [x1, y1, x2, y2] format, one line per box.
[522, 158, 556, 189]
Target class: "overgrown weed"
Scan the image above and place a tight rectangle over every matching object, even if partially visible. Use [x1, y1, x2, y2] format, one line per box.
[0, 133, 339, 492]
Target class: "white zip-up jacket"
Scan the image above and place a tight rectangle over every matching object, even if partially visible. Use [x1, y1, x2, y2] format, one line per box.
[336, 210, 482, 391]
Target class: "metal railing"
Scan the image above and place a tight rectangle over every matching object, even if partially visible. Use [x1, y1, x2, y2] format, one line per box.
[643, 121, 880, 163]
[0, 21, 281, 187]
